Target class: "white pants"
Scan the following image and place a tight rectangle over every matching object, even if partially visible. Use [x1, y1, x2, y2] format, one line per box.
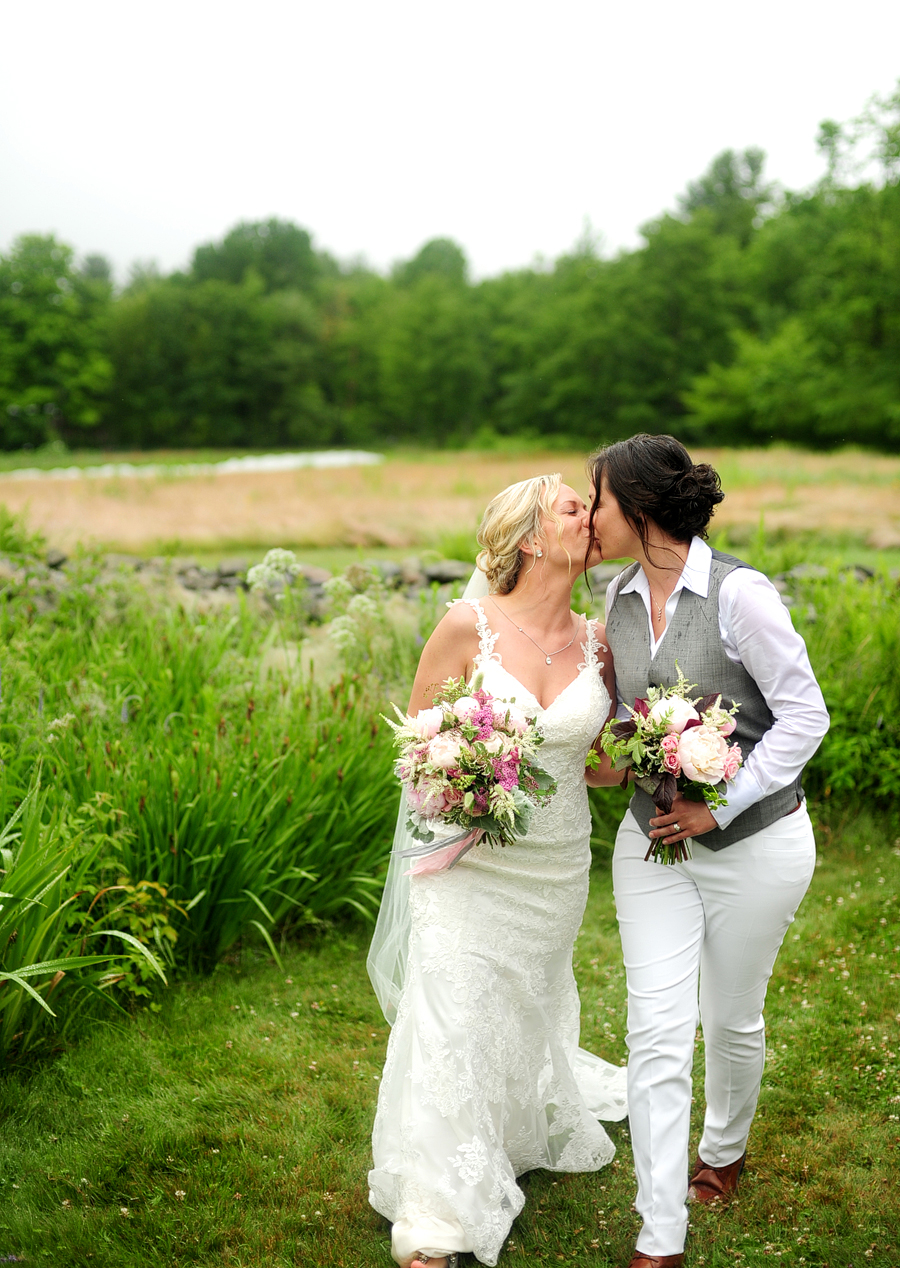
[612, 805, 816, 1256]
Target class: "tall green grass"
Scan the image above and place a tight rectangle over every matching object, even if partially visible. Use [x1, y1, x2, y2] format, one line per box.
[0, 778, 168, 1064]
[0, 589, 411, 966]
[710, 527, 900, 804]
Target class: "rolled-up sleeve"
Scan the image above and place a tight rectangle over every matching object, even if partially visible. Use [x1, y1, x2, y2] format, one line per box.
[711, 569, 830, 829]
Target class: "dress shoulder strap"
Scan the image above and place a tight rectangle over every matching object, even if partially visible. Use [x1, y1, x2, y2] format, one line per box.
[447, 597, 501, 664]
[578, 616, 607, 672]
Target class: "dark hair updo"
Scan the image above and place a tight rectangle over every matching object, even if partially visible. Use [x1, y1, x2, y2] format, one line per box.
[586, 434, 724, 563]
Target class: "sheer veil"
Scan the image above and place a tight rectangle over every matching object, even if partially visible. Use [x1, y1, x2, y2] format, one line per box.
[366, 564, 489, 1024]
[460, 565, 489, 602]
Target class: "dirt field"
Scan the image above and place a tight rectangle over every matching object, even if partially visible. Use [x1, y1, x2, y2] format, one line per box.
[1, 448, 898, 553]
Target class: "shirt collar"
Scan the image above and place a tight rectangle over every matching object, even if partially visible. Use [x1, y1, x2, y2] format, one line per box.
[618, 536, 712, 598]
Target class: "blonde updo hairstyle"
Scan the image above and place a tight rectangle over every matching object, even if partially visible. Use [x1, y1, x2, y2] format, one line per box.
[475, 473, 564, 594]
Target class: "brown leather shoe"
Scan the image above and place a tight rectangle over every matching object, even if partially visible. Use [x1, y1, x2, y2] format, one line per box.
[688, 1151, 746, 1203]
[626, 1253, 685, 1268]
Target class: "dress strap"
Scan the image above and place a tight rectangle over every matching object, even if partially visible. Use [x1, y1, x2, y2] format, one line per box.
[447, 597, 501, 665]
[577, 617, 607, 672]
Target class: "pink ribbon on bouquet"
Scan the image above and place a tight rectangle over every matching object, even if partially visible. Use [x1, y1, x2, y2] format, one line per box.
[402, 828, 485, 876]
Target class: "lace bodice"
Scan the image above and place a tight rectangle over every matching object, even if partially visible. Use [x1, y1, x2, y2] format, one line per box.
[462, 597, 611, 849]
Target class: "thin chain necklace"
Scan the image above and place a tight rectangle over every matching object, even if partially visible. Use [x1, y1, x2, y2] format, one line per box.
[650, 590, 665, 622]
[490, 597, 579, 666]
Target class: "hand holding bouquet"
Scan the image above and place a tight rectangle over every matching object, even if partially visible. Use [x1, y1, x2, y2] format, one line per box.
[384, 673, 556, 874]
[599, 669, 742, 864]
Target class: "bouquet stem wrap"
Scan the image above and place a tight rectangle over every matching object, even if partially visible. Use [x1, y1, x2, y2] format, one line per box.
[399, 827, 485, 876]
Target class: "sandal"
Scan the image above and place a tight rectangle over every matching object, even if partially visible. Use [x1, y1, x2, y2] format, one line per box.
[411, 1256, 459, 1268]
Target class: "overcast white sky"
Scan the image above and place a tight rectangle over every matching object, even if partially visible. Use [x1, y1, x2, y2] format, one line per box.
[2, 0, 898, 281]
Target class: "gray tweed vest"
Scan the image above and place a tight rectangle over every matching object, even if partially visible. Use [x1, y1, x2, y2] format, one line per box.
[605, 550, 803, 850]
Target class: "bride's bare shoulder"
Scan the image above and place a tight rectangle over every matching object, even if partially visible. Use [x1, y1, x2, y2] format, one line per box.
[434, 598, 484, 641]
[408, 599, 483, 710]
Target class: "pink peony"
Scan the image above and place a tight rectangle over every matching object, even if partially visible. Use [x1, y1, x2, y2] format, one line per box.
[427, 732, 469, 770]
[502, 704, 529, 735]
[722, 744, 742, 781]
[410, 706, 443, 739]
[647, 696, 701, 734]
[452, 696, 480, 721]
[677, 724, 728, 784]
[405, 783, 434, 814]
[407, 778, 461, 817]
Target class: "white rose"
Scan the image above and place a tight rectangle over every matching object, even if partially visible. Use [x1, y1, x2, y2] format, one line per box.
[677, 724, 728, 784]
[481, 734, 505, 754]
[647, 696, 700, 734]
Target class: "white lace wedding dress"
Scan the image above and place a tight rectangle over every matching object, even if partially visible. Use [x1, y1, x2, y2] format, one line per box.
[368, 599, 628, 1266]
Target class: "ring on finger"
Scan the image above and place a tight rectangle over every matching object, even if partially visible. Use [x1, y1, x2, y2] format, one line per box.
[672, 821, 681, 832]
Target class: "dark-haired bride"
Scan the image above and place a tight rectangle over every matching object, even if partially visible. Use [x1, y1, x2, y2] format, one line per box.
[588, 435, 829, 1268]
[367, 474, 628, 1267]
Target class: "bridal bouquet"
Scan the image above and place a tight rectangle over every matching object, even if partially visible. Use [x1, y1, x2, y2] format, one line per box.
[599, 669, 743, 864]
[384, 673, 557, 875]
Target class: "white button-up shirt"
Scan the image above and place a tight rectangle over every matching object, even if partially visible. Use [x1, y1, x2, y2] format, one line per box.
[605, 537, 830, 830]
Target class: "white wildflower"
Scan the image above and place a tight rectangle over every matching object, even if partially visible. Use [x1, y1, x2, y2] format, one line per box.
[328, 615, 358, 651]
[322, 574, 355, 604]
[347, 592, 379, 618]
[247, 548, 302, 593]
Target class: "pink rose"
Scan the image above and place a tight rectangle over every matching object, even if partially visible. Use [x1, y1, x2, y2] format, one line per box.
[722, 744, 742, 781]
[427, 732, 469, 770]
[660, 733, 679, 754]
[647, 696, 701, 734]
[663, 749, 682, 775]
[410, 706, 443, 739]
[677, 724, 728, 784]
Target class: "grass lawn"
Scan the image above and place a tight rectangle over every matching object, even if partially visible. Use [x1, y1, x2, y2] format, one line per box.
[1, 810, 897, 1267]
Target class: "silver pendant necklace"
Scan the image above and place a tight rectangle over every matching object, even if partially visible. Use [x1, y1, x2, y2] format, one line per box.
[490, 598, 579, 665]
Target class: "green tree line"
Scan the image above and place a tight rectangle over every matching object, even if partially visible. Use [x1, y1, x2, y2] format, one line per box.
[2, 89, 899, 452]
